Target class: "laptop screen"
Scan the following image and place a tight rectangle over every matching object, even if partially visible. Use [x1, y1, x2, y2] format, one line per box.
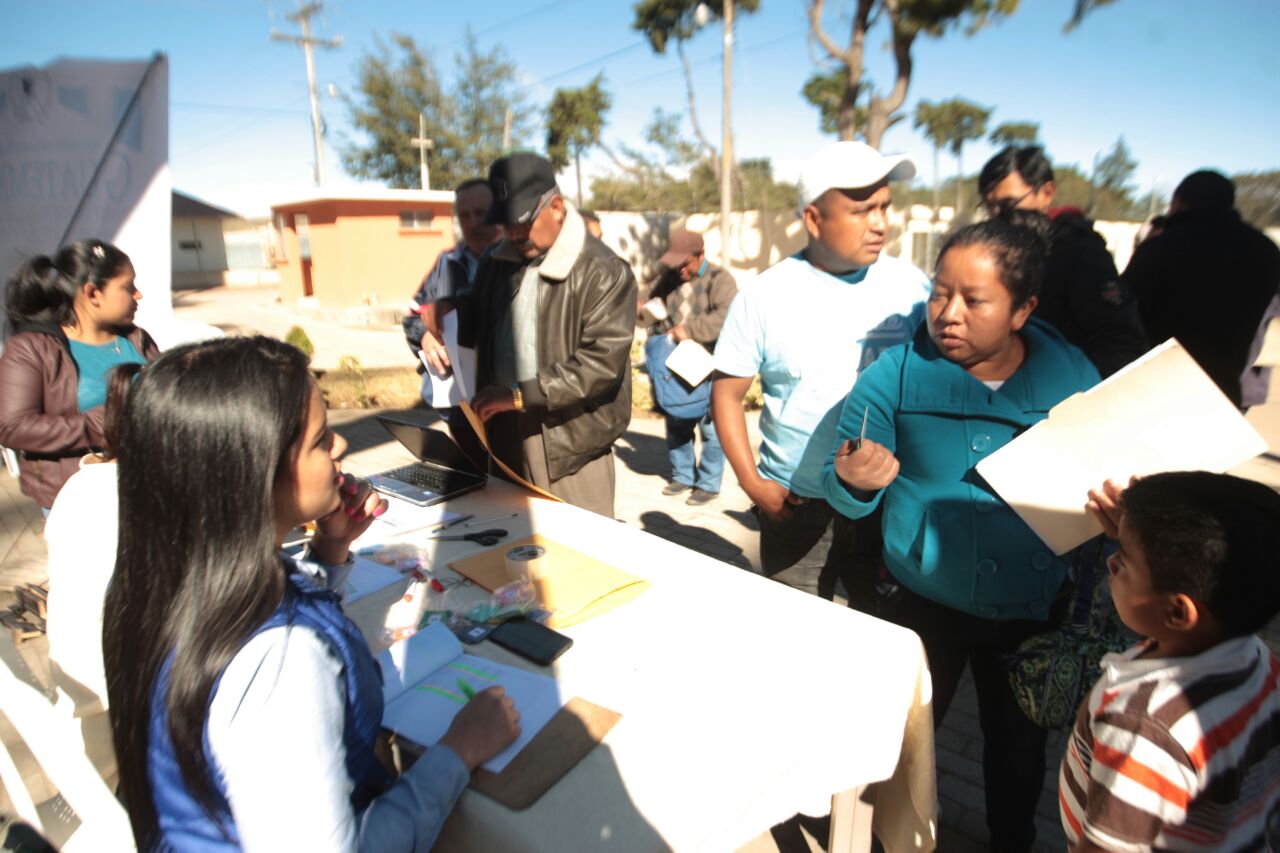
[377, 415, 485, 476]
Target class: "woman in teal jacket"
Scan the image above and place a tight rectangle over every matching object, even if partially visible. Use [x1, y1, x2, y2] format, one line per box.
[821, 216, 1100, 853]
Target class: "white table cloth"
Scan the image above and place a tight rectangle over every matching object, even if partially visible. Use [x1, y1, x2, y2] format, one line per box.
[346, 479, 936, 853]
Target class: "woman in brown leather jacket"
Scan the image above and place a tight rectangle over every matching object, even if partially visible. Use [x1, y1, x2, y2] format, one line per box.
[0, 239, 158, 510]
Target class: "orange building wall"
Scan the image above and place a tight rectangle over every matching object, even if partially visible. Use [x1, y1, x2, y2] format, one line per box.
[272, 198, 455, 308]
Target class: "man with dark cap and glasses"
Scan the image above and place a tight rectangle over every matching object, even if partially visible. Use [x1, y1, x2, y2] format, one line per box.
[423, 152, 637, 517]
[978, 145, 1147, 378]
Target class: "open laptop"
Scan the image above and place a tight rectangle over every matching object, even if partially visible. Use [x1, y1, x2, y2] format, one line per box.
[367, 414, 487, 506]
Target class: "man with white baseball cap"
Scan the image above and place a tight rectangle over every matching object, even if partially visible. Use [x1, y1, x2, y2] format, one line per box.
[712, 140, 929, 603]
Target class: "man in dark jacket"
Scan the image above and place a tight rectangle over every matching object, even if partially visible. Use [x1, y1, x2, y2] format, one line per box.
[979, 145, 1147, 377]
[1123, 170, 1280, 407]
[424, 153, 636, 517]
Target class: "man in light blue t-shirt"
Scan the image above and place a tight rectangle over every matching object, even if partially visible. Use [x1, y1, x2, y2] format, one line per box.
[712, 141, 928, 602]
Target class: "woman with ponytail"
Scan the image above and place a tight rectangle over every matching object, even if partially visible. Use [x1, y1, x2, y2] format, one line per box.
[0, 239, 157, 510]
[821, 213, 1101, 852]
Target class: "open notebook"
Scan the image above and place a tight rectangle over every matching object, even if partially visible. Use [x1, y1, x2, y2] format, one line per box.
[378, 623, 569, 772]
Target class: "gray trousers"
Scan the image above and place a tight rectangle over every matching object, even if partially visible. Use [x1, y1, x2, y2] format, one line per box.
[489, 411, 617, 519]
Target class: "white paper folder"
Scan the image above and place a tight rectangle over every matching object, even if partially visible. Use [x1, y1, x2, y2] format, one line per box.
[976, 339, 1268, 555]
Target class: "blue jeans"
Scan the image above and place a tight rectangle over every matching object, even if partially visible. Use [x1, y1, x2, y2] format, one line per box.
[665, 412, 724, 493]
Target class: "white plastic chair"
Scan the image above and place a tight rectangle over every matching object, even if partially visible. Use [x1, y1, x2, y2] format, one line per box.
[0, 655, 134, 852]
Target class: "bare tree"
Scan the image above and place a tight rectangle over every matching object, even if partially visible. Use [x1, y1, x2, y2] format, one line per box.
[806, 0, 1017, 149]
[631, 0, 760, 162]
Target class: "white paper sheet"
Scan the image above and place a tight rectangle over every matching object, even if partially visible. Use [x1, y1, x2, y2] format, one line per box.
[350, 500, 466, 549]
[665, 338, 715, 387]
[378, 623, 569, 773]
[342, 556, 405, 604]
[639, 297, 668, 325]
[977, 339, 1268, 554]
[420, 311, 477, 408]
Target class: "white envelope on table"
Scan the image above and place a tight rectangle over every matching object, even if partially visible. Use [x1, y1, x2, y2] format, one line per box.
[665, 339, 715, 387]
[419, 310, 476, 408]
[976, 339, 1268, 555]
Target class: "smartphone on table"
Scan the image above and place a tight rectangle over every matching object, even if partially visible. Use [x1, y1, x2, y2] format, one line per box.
[488, 617, 573, 666]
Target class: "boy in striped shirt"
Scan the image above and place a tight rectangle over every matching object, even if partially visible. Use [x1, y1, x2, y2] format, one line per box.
[1059, 472, 1280, 852]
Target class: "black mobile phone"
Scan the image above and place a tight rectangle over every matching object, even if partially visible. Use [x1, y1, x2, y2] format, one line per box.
[488, 618, 573, 666]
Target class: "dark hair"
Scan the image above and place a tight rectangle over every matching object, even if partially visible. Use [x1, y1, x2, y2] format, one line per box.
[101, 362, 144, 460]
[454, 177, 491, 197]
[977, 145, 1055, 199]
[4, 239, 129, 328]
[103, 336, 312, 847]
[934, 211, 1049, 307]
[1122, 471, 1280, 638]
[1173, 170, 1235, 213]
[579, 209, 600, 224]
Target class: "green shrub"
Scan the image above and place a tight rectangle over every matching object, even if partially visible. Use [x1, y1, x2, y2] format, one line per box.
[284, 325, 314, 361]
[336, 355, 374, 407]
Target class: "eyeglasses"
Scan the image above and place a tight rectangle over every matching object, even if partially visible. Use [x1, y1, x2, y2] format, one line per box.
[982, 187, 1037, 217]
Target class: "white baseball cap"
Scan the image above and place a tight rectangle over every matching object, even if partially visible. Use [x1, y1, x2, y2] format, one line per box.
[796, 141, 916, 209]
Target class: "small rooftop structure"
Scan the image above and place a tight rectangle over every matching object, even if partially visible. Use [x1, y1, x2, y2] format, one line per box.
[271, 187, 457, 311]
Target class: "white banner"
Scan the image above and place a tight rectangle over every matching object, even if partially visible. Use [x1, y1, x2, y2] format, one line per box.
[0, 55, 171, 341]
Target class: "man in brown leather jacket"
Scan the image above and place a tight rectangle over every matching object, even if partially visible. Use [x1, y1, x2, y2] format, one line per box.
[424, 153, 636, 517]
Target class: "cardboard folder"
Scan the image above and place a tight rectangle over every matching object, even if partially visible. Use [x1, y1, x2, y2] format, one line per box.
[391, 697, 622, 810]
[977, 339, 1268, 555]
[449, 534, 650, 628]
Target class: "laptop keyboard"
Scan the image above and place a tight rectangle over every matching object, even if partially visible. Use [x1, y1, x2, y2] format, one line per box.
[384, 464, 467, 492]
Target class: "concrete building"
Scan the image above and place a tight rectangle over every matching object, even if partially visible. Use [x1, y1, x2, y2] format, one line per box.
[172, 191, 278, 289]
[269, 188, 455, 311]
[171, 191, 234, 289]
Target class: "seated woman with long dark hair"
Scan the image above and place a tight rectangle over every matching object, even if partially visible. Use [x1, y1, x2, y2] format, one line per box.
[0, 239, 157, 511]
[822, 216, 1101, 853]
[103, 336, 520, 851]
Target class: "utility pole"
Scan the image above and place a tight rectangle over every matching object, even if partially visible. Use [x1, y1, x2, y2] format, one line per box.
[410, 112, 434, 190]
[501, 107, 514, 151]
[272, 2, 342, 187]
[719, 0, 734, 274]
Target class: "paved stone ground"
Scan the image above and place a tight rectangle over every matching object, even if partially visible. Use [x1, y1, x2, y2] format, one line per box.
[3, 284, 1279, 850]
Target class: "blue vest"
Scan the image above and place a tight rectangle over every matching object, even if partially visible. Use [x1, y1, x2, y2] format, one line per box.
[148, 568, 390, 850]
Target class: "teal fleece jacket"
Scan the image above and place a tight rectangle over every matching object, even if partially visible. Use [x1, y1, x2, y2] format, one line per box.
[822, 317, 1100, 621]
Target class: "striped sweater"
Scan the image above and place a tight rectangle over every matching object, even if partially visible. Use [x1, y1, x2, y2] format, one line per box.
[1058, 635, 1280, 852]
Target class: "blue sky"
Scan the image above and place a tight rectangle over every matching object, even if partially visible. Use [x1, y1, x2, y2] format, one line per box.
[3, 0, 1277, 217]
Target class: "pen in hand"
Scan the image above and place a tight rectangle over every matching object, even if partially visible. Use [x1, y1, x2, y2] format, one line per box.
[457, 679, 476, 701]
[852, 405, 869, 452]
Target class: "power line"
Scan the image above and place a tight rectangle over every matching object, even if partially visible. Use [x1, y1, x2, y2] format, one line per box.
[173, 100, 310, 115]
[525, 41, 649, 89]
[175, 95, 313, 158]
[465, 0, 585, 43]
[619, 26, 807, 88]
